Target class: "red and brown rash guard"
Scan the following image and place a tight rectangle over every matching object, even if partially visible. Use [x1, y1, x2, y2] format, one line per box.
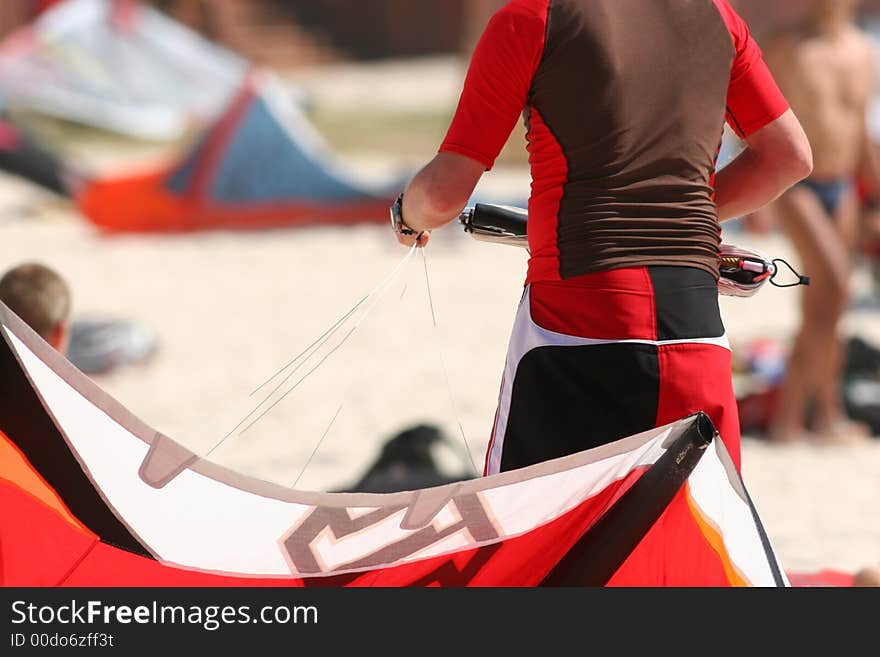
[440, 0, 790, 282]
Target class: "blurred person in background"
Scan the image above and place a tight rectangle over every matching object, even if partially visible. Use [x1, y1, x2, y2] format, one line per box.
[0, 262, 71, 353]
[0, 262, 157, 374]
[391, 0, 811, 474]
[762, 0, 880, 443]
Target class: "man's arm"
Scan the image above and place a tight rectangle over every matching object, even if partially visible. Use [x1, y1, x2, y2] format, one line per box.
[396, 152, 486, 247]
[391, 4, 545, 247]
[714, 108, 813, 221]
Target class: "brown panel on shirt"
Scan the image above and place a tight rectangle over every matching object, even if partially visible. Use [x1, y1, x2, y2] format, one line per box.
[530, 0, 734, 279]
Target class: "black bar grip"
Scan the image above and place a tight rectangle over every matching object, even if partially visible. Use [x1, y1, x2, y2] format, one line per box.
[469, 203, 528, 237]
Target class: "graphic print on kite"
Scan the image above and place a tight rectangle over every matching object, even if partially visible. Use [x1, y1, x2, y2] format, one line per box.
[0, 301, 787, 587]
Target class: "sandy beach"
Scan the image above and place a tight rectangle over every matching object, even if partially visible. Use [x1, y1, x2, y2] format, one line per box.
[1, 56, 879, 576]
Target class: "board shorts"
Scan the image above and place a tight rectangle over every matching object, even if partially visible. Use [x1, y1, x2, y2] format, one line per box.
[484, 266, 742, 475]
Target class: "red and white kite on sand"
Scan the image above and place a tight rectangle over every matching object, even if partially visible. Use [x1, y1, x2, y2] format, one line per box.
[0, 301, 787, 587]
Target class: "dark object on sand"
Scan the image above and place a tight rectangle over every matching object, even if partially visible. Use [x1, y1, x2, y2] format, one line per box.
[844, 335, 880, 379]
[68, 317, 158, 374]
[339, 424, 473, 494]
[843, 379, 880, 436]
[842, 336, 880, 436]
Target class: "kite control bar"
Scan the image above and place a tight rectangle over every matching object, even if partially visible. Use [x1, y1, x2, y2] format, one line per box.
[459, 203, 529, 248]
[459, 203, 809, 297]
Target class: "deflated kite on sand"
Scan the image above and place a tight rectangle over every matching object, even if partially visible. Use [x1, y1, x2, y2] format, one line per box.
[0, 300, 787, 586]
[75, 74, 403, 233]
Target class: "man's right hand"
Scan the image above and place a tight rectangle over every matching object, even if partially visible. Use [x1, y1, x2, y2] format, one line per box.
[395, 230, 431, 249]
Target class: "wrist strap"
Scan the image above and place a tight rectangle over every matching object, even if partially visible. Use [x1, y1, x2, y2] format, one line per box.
[391, 193, 417, 236]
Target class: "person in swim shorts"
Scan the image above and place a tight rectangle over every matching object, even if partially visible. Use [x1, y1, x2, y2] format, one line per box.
[762, 0, 880, 443]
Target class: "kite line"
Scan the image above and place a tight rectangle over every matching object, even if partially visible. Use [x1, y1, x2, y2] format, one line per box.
[206, 244, 419, 458]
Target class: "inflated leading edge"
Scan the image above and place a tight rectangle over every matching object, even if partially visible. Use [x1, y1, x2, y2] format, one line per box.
[0, 300, 787, 586]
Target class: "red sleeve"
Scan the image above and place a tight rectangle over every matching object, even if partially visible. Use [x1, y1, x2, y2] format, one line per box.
[439, 2, 547, 170]
[713, 0, 789, 138]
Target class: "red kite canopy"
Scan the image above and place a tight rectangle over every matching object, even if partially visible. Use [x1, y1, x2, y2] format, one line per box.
[0, 301, 787, 586]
